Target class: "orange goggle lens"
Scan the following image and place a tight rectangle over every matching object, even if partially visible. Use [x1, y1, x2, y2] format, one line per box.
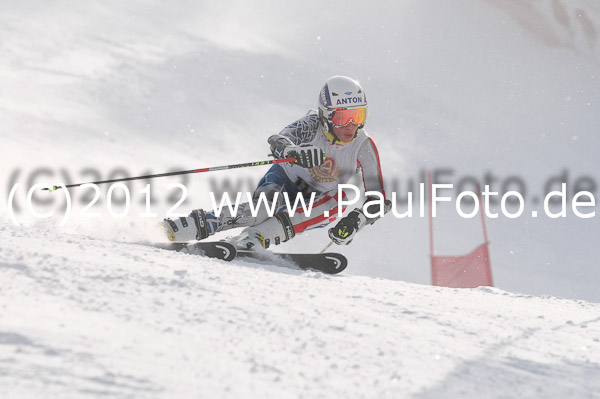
[331, 108, 367, 127]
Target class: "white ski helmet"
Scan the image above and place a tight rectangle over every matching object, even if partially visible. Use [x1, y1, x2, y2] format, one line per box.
[318, 75, 368, 144]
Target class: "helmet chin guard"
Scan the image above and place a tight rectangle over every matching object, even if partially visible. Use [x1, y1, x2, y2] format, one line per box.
[317, 76, 368, 145]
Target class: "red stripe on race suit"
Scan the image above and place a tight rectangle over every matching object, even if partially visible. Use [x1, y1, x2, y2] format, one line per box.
[291, 189, 348, 215]
[292, 194, 333, 215]
[293, 205, 346, 233]
[292, 192, 348, 233]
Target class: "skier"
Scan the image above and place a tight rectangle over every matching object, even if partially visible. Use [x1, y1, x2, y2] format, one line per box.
[161, 75, 389, 250]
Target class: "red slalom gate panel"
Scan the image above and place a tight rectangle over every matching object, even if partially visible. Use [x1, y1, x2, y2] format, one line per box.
[428, 172, 493, 288]
[431, 242, 493, 288]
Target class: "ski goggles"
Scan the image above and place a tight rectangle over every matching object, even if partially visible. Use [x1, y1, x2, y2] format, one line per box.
[331, 107, 367, 128]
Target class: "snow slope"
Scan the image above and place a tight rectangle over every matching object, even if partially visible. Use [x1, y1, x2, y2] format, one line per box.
[1, 222, 599, 398]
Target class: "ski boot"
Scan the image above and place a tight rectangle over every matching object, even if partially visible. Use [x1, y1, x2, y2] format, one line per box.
[228, 213, 295, 251]
[160, 209, 218, 242]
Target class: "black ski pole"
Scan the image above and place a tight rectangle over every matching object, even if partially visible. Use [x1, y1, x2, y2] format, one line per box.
[42, 157, 296, 192]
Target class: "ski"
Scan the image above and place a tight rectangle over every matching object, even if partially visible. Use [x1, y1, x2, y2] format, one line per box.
[236, 250, 347, 274]
[149, 241, 237, 261]
[137, 241, 346, 273]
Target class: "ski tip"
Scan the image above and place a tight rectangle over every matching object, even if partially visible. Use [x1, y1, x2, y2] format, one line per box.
[213, 242, 237, 261]
[186, 241, 237, 262]
[320, 253, 348, 274]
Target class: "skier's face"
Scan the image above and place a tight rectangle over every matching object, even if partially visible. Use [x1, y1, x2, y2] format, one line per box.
[333, 124, 359, 143]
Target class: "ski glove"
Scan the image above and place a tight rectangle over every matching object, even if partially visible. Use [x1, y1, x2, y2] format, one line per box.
[284, 144, 326, 169]
[328, 208, 367, 245]
[328, 199, 392, 245]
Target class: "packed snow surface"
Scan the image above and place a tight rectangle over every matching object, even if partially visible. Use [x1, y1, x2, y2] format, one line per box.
[1, 222, 599, 398]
